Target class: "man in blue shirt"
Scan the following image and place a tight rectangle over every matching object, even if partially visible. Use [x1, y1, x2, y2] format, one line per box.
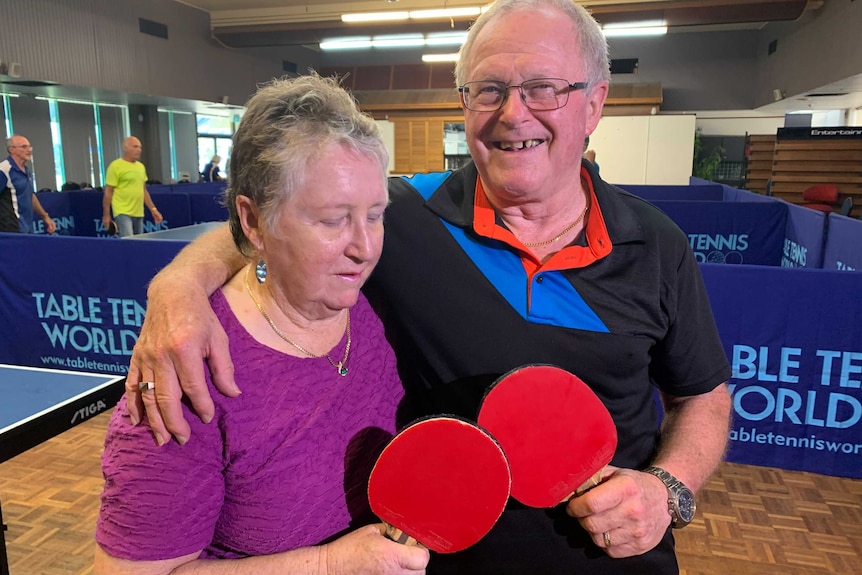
[200, 155, 222, 182]
[0, 135, 56, 233]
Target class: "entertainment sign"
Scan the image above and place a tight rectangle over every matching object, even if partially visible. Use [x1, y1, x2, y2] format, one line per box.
[778, 126, 862, 139]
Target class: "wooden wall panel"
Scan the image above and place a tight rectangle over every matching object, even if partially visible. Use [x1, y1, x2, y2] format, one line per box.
[318, 66, 357, 88]
[393, 121, 412, 174]
[391, 118, 445, 175]
[392, 64, 431, 90]
[767, 134, 862, 217]
[743, 134, 775, 195]
[353, 66, 393, 91]
[430, 65, 457, 89]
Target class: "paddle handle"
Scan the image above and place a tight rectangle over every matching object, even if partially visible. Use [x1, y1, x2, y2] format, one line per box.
[562, 467, 606, 503]
[384, 523, 420, 547]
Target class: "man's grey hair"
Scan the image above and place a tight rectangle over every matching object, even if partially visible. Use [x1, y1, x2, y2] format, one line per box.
[225, 73, 389, 257]
[454, 0, 610, 88]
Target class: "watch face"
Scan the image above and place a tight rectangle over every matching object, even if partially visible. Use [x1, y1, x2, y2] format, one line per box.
[677, 489, 696, 522]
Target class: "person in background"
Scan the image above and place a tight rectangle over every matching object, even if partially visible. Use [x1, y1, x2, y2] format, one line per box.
[0, 135, 56, 234]
[200, 154, 222, 182]
[94, 74, 428, 575]
[124, 0, 732, 573]
[102, 137, 162, 237]
[584, 135, 600, 174]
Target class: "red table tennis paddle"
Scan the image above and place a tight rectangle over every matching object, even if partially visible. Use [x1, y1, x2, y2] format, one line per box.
[106, 220, 118, 236]
[367, 416, 511, 553]
[477, 364, 617, 508]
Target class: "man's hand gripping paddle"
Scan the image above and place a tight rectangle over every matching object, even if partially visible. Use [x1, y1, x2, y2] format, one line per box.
[367, 416, 511, 553]
[477, 364, 617, 508]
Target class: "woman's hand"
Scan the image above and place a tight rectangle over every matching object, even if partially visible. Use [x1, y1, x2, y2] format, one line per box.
[321, 525, 430, 574]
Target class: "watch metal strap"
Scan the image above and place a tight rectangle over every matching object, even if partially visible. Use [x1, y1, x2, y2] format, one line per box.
[644, 465, 693, 528]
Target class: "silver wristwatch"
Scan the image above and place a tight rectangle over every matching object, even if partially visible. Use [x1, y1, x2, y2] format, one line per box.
[644, 466, 696, 529]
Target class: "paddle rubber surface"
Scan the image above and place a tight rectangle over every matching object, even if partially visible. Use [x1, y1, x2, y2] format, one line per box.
[368, 416, 511, 553]
[478, 364, 617, 508]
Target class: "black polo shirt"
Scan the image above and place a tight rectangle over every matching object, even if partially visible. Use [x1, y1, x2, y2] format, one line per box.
[364, 160, 730, 575]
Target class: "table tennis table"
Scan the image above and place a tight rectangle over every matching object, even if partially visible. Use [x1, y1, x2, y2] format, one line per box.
[0, 364, 125, 575]
[134, 221, 225, 240]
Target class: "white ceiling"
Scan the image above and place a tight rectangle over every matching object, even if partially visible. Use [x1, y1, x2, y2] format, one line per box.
[758, 73, 862, 116]
[169, 0, 862, 115]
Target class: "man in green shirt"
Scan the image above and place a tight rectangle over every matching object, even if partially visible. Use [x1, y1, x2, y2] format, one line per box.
[102, 137, 162, 236]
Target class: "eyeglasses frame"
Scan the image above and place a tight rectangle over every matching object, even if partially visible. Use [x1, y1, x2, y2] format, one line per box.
[457, 78, 590, 112]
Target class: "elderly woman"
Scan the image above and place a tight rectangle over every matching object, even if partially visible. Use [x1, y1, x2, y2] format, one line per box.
[94, 75, 429, 575]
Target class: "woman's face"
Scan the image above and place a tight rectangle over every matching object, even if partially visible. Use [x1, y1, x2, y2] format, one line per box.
[253, 142, 388, 320]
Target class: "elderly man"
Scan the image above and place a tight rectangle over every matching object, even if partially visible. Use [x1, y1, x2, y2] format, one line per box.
[125, 0, 731, 573]
[102, 137, 162, 237]
[0, 135, 56, 233]
[200, 154, 222, 182]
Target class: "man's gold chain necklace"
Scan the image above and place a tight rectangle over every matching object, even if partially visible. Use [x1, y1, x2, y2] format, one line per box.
[522, 202, 589, 248]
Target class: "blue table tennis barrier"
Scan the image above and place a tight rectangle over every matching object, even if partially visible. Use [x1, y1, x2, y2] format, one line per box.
[31, 180, 861, 273]
[34, 183, 229, 237]
[2, 186, 862, 480]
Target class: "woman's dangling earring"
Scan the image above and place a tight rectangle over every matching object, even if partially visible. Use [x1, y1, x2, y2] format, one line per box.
[255, 258, 267, 284]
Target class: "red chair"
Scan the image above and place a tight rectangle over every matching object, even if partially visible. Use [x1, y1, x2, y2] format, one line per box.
[801, 184, 839, 212]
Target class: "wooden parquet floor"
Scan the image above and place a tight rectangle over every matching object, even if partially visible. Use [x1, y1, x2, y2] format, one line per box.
[1, 412, 860, 575]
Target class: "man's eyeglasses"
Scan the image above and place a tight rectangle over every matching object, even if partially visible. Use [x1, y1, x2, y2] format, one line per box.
[458, 78, 589, 112]
[10, 144, 32, 149]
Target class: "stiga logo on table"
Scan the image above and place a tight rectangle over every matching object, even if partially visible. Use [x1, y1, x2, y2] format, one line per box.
[71, 399, 108, 424]
[31, 292, 145, 355]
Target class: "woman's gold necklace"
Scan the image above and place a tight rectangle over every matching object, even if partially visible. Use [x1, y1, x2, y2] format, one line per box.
[244, 267, 351, 376]
[522, 202, 589, 248]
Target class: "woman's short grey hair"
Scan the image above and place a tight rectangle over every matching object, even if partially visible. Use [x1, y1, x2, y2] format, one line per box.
[454, 0, 610, 89]
[225, 73, 389, 257]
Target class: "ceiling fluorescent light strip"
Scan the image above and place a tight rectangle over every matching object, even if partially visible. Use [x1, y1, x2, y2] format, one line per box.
[425, 32, 468, 46]
[321, 32, 468, 51]
[422, 53, 460, 63]
[320, 37, 373, 50]
[342, 12, 409, 23]
[342, 6, 487, 23]
[372, 35, 426, 48]
[602, 26, 667, 37]
[409, 8, 481, 19]
[603, 19, 665, 29]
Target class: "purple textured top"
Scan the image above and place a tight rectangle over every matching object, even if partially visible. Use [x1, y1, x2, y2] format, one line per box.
[96, 289, 403, 561]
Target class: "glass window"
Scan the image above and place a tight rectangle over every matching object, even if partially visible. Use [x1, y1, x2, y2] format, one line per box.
[196, 114, 233, 136]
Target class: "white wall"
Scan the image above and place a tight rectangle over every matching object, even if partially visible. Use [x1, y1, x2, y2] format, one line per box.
[376, 120, 396, 175]
[0, 0, 298, 108]
[591, 114, 696, 185]
[694, 112, 785, 136]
